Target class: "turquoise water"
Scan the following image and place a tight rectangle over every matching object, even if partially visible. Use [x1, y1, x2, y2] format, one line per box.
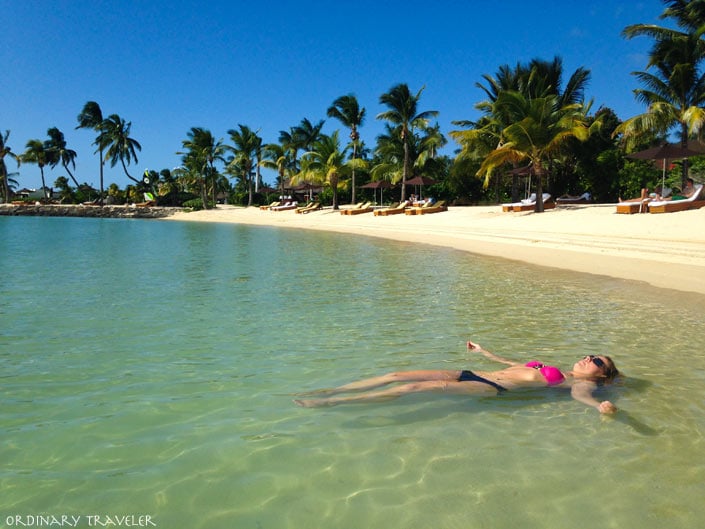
[2, 215, 705, 529]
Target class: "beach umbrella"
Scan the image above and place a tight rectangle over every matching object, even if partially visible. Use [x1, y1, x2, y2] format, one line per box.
[361, 180, 392, 204]
[628, 143, 702, 192]
[404, 176, 438, 199]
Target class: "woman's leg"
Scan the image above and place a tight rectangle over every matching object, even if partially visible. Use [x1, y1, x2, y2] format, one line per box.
[299, 370, 460, 397]
[294, 380, 499, 407]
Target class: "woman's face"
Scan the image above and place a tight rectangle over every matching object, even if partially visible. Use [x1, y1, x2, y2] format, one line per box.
[573, 355, 608, 377]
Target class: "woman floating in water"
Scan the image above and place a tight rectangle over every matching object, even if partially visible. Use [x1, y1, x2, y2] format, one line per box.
[295, 340, 620, 414]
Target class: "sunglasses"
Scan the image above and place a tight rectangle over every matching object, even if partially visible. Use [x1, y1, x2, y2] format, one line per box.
[587, 355, 606, 369]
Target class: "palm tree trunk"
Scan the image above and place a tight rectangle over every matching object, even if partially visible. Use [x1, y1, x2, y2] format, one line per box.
[40, 167, 49, 200]
[64, 163, 80, 188]
[99, 147, 104, 206]
[0, 170, 8, 203]
[121, 158, 140, 184]
[534, 162, 545, 213]
[331, 174, 339, 209]
[351, 141, 357, 204]
[401, 139, 410, 201]
[681, 123, 689, 188]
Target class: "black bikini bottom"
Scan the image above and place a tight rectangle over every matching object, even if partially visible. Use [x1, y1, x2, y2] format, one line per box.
[457, 370, 507, 393]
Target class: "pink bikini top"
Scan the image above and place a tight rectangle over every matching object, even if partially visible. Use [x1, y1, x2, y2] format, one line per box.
[525, 361, 565, 386]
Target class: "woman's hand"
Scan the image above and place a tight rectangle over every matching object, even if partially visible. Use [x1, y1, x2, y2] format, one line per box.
[467, 340, 483, 352]
[598, 400, 617, 414]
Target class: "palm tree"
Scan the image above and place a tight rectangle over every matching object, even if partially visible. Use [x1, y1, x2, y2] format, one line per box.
[45, 127, 79, 188]
[76, 101, 106, 205]
[619, 6, 705, 185]
[227, 124, 262, 206]
[1, 130, 20, 203]
[377, 84, 438, 200]
[477, 92, 593, 212]
[261, 143, 292, 195]
[327, 94, 366, 203]
[98, 114, 142, 184]
[298, 131, 358, 209]
[179, 127, 226, 209]
[21, 139, 50, 199]
[452, 57, 592, 201]
[293, 118, 325, 152]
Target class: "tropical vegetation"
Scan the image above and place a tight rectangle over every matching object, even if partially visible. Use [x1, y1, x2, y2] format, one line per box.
[5, 0, 705, 211]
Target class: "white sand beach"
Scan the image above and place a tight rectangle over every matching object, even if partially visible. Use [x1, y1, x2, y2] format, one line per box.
[166, 204, 705, 296]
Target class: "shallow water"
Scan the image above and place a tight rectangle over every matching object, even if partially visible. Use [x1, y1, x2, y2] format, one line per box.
[1, 216, 704, 529]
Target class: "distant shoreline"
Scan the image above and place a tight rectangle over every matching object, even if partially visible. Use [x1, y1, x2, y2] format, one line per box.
[0, 203, 180, 219]
[165, 203, 705, 297]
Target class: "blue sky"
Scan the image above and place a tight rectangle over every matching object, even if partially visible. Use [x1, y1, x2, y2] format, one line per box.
[3, 0, 668, 190]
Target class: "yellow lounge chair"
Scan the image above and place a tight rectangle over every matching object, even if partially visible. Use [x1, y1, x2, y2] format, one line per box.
[416, 200, 447, 215]
[260, 201, 280, 210]
[374, 202, 408, 216]
[405, 200, 446, 215]
[296, 202, 320, 214]
[340, 202, 372, 215]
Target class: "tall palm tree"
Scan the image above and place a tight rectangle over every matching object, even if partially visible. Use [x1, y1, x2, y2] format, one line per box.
[619, 5, 705, 185]
[327, 94, 366, 203]
[179, 127, 226, 209]
[298, 131, 357, 209]
[45, 127, 79, 188]
[227, 124, 261, 206]
[0, 130, 20, 203]
[98, 114, 142, 184]
[76, 101, 106, 205]
[452, 57, 592, 201]
[377, 84, 438, 200]
[278, 128, 301, 173]
[477, 92, 593, 212]
[261, 143, 292, 194]
[293, 118, 325, 153]
[21, 139, 50, 199]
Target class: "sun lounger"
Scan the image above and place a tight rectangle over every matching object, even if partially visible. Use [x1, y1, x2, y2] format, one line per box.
[502, 193, 538, 212]
[405, 200, 447, 215]
[511, 194, 553, 212]
[556, 192, 592, 204]
[260, 201, 280, 210]
[340, 202, 372, 215]
[271, 201, 298, 211]
[374, 202, 408, 216]
[296, 202, 320, 214]
[648, 184, 705, 213]
[615, 200, 650, 214]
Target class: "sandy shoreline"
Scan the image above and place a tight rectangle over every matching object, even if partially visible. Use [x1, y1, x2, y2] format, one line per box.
[165, 203, 705, 296]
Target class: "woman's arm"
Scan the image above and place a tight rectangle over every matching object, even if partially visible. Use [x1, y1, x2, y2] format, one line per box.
[467, 341, 520, 366]
[571, 381, 617, 414]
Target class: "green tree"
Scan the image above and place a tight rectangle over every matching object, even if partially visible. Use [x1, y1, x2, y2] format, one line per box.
[452, 57, 591, 202]
[298, 131, 359, 209]
[477, 92, 593, 212]
[618, 2, 705, 185]
[261, 143, 293, 195]
[293, 118, 325, 153]
[98, 114, 142, 184]
[327, 94, 366, 203]
[179, 127, 226, 209]
[0, 130, 20, 203]
[45, 127, 79, 188]
[227, 124, 262, 206]
[377, 84, 438, 200]
[21, 139, 50, 199]
[76, 101, 107, 205]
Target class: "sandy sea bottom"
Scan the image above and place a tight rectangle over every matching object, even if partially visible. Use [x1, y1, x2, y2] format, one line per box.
[1, 216, 705, 529]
